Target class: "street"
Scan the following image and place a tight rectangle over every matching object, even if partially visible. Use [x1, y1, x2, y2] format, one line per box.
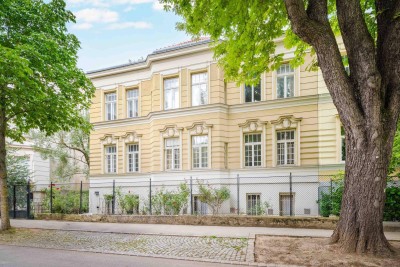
[0, 245, 238, 267]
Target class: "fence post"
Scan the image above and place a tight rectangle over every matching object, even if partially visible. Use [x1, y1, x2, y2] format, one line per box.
[112, 180, 115, 215]
[13, 184, 16, 219]
[289, 173, 293, 216]
[50, 182, 53, 214]
[27, 180, 31, 219]
[149, 178, 152, 215]
[190, 176, 193, 215]
[237, 174, 240, 215]
[79, 181, 83, 214]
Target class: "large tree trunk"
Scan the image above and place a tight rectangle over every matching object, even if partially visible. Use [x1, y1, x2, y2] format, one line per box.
[0, 107, 10, 231]
[284, 0, 400, 255]
[331, 123, 395, 254]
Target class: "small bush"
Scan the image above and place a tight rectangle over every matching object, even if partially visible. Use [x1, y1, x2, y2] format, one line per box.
[197, 182, 230, 215]
[42, 187, 89, 214]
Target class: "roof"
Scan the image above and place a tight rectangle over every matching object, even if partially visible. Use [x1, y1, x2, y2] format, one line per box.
[86, 37, 212, 75]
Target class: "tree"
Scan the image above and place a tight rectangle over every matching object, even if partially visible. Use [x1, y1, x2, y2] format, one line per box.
[30, 114, 90, 182]
[0, 0, 94, 230]
[197, 183, 230, 215]
[162, 0, 400, 254]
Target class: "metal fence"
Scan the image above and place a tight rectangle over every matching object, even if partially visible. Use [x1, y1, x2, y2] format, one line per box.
[5, 174, 399, 219]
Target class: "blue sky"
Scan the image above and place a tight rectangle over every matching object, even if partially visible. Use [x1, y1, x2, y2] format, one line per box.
[65, 0, 190, 72]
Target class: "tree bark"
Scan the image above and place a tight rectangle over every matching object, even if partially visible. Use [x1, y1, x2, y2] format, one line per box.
[284, 0, 400, 254]
[0, 106, 10, 231]
[331, 121, 395, 254]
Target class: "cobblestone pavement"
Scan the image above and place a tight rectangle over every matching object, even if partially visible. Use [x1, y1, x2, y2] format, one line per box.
[0, 229, 249, 263]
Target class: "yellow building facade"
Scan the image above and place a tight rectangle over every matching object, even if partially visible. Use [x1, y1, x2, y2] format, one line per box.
[87, 39, 345, 215]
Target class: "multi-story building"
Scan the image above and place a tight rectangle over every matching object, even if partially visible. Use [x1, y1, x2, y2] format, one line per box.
[87, 38, 345, 216]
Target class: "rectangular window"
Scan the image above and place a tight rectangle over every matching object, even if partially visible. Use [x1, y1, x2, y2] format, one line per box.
[165, 138, 180, 170]
[245, 81, 261, 102]
[341, 126, 346, 161]
[277, 130, 295, 165]
[244, 133, 262, 167]
[193, 195, 208, 215]
[164, 77, 179, 110]
[105, 93, 117, 120]
[105, 145, 116, 173]
[277, 64, 294, 98]
[192, 135, 208, 168]
[247, 194, 261, 215]
[127, 144, 139, 172]
[127, 89, 138, 118]
[279, 193, 295, 216]
[192, 73, 208, 106]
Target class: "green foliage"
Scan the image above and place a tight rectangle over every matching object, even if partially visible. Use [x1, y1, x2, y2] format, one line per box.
[161, 0, 378, 85]
[319, 172, 400, 221]
[116, 188, 139, 215]
[151, 183, 190, 215]
[197, 183, 230, 215]
[247, 201, 271, 216]
[30, 114, 90, 182]
[319, 175, 344, 217]
[42, 187, 89, 214]
[389, 122, 400, 176]
[384, 186, 400, 221]
[0, 0, 95, 141]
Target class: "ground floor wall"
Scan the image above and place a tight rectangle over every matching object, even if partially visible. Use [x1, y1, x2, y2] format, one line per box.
[89, 165, 344, 216]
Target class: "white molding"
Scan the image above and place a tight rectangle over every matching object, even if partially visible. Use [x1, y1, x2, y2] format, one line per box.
[271, 115, 302, 167]
[93, 94, 330, 130]
[159, 124, 184, 171]
[238, 119, 267, 168]
[186, 122, 213, 170]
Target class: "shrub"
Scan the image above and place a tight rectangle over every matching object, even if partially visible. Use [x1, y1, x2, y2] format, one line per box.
[319, 172, 400, 221]
[197, 183, 230, 215]
[384, 186, 400, 221]
[116, 189, 139, 214]
[150, 183, 190, 215]
[42, 187, 89, 214]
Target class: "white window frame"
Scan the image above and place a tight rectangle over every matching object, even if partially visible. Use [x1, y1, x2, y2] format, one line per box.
[127, 144, 139, 173]
[191, 72, 208, 106]
[192, 135, 208, 169]
[276, 63, 295, 99]
[246, 193, 261, 215]
[276, 130, 295, 166]
[105, 92, 117, 121]
[105, 145, 117, 174]
[244, 133, 262, 167]
[164, 77, 179, 110]
[165, 138, 180, 170]
[126, 89, 139, 118]
[244, 81, 261, 103]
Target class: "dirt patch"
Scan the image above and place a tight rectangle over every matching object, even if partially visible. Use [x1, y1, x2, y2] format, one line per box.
[255, 235, 400, 266]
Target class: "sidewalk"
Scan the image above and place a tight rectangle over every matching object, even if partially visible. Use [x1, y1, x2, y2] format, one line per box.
[9, 219, 400, 241]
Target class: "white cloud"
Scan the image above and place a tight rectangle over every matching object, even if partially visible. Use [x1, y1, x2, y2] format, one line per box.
[107, 21, 152, 30]
[152, 1, 164, 11]
[72, 23, 94, 30]
[74, 8, 119, 23]
[123, 6, 135, 12]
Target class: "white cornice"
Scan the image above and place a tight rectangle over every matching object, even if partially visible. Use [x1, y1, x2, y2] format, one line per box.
[87, 44, 211, 79]
[93, 94, 332, 130]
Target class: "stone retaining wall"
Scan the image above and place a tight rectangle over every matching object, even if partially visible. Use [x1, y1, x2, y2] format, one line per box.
[34, 213, 340, 230]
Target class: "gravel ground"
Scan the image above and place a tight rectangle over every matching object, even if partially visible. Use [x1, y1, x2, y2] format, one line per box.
[0, 229, 249, 262]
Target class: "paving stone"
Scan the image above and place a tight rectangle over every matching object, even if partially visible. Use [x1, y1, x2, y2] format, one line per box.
[0, 229, 249, 262]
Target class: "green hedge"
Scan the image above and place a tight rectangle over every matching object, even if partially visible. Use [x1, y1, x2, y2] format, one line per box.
[319, 179, 400, 221]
